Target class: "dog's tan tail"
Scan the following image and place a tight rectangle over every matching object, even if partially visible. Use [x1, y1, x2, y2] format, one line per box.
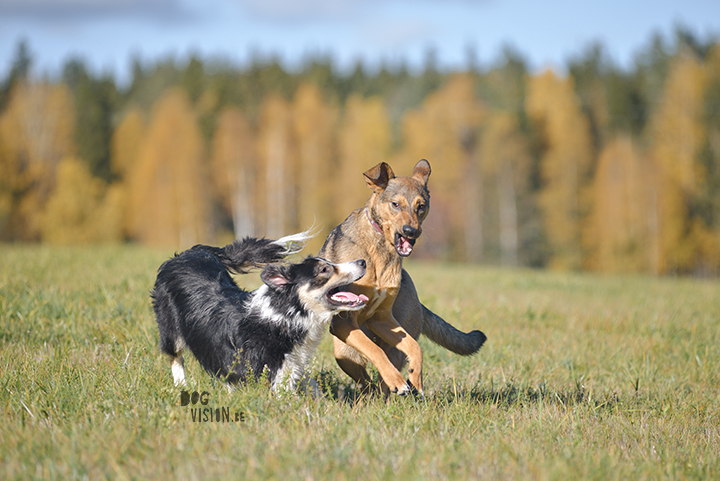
[421, 305, 487, 355]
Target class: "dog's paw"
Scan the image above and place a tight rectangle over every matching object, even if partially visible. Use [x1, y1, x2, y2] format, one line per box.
[391, 380, 425, 399]
[392, 381, 412, 396]
[409, 385, 424, 399]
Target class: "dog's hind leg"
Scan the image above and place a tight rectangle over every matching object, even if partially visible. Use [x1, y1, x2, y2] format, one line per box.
[153, 284, 188, 386]
[165, 331, 187, 387]
[171, 354, 186, 386]
[153, 285, 185, 386]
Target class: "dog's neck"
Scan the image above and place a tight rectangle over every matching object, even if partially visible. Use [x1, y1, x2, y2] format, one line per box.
[360, 206, 404, 290]
[248, 285, 334, 328]
[248, 285, 306, 326]
[365, 207, 383, 235]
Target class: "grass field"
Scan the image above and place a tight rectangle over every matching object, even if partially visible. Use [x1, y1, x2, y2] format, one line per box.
[1, 244, 719, 480]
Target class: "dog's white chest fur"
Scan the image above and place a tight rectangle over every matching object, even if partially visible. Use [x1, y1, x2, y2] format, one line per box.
[271, 315, 328, 393]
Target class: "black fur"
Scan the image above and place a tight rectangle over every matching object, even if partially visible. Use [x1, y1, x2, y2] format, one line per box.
[152, 236, 366, 388]
[189, 237, 286, 274]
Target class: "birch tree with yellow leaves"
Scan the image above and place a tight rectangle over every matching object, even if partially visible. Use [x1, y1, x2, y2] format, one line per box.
[649, 50, 705, 274]
[402, 73, 486, 260]
[586, 137, 656, 273]
[109, 107, 146, 239]
[0, 81, 75, 240]
[480, 112, 532, 267]
[337, 94, 392, 220]
[694, 44, 720, 274]
[527, 69, 593, 270]
[292, 83, 337, 248]
[257, 94, 295, 239]
[210, 107, 256, 239]
[126, 88, 210, 248]
[40, 156, 123, 243]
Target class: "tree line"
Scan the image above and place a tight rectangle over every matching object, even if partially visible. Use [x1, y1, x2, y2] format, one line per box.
[1, 28, 720, 276]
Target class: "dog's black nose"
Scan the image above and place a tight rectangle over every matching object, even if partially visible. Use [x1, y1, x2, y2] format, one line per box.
[357, 259, 366, 268]
[402, 225, 419, 239]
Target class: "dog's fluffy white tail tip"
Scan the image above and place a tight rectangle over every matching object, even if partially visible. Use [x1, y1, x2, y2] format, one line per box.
[273, 227, 319, 255]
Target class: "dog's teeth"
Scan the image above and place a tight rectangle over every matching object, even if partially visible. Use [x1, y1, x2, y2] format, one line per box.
[395, 235, 414, 257]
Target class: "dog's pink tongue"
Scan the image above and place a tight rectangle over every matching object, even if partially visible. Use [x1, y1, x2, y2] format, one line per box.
[397, 236, 413, 256]
[331, 292, 369, 304]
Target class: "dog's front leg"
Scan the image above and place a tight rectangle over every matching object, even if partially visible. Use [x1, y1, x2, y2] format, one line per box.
[330, 314, 411, 395]
[365, 313, 423, 395]
[332, 336, 374, 393]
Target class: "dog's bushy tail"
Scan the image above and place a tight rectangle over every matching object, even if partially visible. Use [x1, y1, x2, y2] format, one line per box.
[421, 305, 487, 355]
[191, 229, 315, 274]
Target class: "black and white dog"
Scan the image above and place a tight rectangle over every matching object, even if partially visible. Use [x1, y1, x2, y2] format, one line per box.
[151, 232, 369, 393]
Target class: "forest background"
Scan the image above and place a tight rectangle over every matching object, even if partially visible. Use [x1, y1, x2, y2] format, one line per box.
[2, 27, 720, 276]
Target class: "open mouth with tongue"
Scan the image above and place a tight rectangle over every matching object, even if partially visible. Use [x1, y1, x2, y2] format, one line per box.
[394, 233, 416, 257]
[328, 286, 369, 309]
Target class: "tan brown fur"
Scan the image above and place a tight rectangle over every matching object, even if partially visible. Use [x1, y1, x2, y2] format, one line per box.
[319, 160, 486, 396]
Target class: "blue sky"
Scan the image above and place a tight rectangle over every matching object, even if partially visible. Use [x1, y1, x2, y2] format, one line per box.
[1, 0, 719, 84]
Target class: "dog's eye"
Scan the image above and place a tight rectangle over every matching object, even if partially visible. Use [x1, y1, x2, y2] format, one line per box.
[417, 204, 426, 214]
[390, 201, 401, 211]
[319, 265, 332, 275]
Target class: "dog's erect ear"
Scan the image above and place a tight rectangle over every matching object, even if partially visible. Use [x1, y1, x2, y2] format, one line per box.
[412, 159, 431, 186]
[261, 265, 292, 290]
[363, 162, 395, 193]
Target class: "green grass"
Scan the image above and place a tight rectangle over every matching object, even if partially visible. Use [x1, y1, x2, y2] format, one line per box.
[1, 244, 719, 480]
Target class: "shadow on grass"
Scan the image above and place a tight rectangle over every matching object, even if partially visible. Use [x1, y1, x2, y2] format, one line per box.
[452, 380, 621, 412]
[312, 369, 622, 411]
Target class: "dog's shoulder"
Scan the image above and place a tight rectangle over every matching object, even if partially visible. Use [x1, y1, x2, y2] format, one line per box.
[320, 209, 368, 260]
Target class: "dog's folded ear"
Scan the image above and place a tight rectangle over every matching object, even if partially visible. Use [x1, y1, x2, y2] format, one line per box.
[412, 159, 431, 186]
[363, 162, 395, 193]
[261, 265, 292, 290]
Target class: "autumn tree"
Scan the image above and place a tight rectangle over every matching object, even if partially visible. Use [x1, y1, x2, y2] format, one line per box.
[111, 107, 145, 179]
[210, 107, 256, 239]
[401, 73, 485, 261]
[649, 50, 705, 273]
[39, 156, 123, 243]
[585, 137, 656, 273]
[480, 112, 532, 266]
[292, 83, 337, 250]
[337, 94, 391, 220]
[694, 44, 720, 274]
[527, 69, 593, 270]
[0, 81, 75, 240]
[109, 106, 146, 239]
[126, 88, 211, 248]
[256, 94, 295, 238]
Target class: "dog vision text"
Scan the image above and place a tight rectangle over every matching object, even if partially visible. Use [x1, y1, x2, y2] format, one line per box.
[189, 407, 244, 423]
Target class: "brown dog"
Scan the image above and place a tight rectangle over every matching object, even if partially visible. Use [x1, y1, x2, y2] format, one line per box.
[319, 159, 487, 396]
